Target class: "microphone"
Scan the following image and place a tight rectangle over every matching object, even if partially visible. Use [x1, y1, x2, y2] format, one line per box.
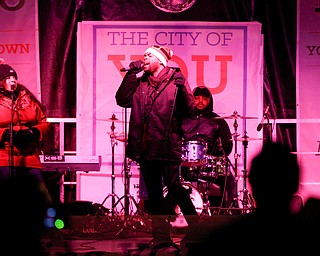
[120, 63, 144, 72]
[10, 82, 17, 91]
[257, 105, 270, 131]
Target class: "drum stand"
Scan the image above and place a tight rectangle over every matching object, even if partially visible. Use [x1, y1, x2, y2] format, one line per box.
[113, 108, 151, 236]
[94, 114, 122, 217]
[227, 111, 255, 213]
[228, 113, 241, 210]
[197, 179, 212, 217]
[114, 158, 151, 236]
[238, 132, 255, 212]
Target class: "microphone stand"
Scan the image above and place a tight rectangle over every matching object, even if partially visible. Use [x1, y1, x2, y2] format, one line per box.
[9, 89, 15, 176]
[123, 107, 129, 216]
[264, 114, 272, 143]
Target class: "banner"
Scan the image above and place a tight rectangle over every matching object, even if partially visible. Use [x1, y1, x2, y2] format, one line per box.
[76, 21, 263, 205]
[0, 0, 40, 99]
[297, 0, 320, 200]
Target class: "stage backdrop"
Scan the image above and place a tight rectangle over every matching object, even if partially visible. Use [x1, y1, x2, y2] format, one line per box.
[0, 0, 40, 99]
[76, 21, 264, 209]
[296, 0, 320, 201]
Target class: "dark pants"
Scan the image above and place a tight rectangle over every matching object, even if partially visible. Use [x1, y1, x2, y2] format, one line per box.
[139, 159, 199, 240]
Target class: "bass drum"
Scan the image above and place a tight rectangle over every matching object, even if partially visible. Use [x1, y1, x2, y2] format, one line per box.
[163, 182, 203, 228]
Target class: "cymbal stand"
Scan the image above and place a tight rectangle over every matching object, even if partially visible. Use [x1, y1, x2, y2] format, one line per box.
[228, 111, 240, 209]
[197, 179, 212, 217]
[238, 131, 255, 213]
[114, 158, 151, 236]
[94, 114, 122, 217]
[114, 107, 151, 236]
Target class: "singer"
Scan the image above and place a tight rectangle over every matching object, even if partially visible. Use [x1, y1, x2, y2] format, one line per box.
[0, 63, 52, 254]
[115, 45, 199, 249]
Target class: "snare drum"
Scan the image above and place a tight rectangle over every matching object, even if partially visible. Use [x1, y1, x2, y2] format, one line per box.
[181, 140, 207, 167]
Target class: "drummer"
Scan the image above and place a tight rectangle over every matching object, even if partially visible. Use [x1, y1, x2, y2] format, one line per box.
[181, 86, 235, 208]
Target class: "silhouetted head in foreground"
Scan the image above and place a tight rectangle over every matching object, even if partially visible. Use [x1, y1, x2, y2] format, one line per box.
[248, 142, 300, 214]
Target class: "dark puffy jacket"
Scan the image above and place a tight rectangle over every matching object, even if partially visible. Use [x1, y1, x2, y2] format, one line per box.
[181, 87, 233, 156]
[115, 67, 194, 163]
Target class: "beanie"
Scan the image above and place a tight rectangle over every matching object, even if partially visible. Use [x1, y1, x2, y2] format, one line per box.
[0, 64, 17, 81]
[193, 86, 211, 98]
[144, 45, 173, 66]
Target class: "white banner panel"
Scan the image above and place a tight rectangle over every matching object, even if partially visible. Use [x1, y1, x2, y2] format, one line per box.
[297, 0, 320, 200]
[0, 0, 40, 99]
[76, 21, 263, 205]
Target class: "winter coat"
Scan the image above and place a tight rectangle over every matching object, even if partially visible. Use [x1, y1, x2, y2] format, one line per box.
[115, 67, 194, 163]
[0, 85, 50, 168]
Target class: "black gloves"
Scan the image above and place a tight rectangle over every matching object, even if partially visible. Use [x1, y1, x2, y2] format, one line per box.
[129, 60, 144, 74]
[1, 128, 40, 150]
[173, 72, 186, 87]
[14, 128, 40, 150]
[1, 129, 16, 142]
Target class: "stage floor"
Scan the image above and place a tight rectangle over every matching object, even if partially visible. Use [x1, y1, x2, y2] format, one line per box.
[40, 213, 246, 255]
[41, 215, 186, 255]
[41, 232, 185, 255]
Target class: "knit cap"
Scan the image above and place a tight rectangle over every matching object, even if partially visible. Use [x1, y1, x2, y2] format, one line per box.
[0, 64, 17, 81]
[144, 45, 173, 66]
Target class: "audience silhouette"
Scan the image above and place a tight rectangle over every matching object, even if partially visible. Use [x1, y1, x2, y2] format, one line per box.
[0, 175, 49, 255]
[184, 142, 314, 255]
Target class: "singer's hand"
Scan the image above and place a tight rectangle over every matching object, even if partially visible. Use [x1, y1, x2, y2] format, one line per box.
[173, 72, 186, 87]
[129, 60, 144, 74]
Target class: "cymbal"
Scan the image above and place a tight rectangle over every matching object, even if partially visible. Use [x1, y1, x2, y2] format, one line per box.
[96, 117, 124, 123]
[291, 152, 320, 155]
[214, 114, 258, 120]
[232, 136, 263, 142]
[115, 134, 127, 142]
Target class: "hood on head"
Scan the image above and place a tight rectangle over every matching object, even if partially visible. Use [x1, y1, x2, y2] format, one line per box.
[193, 86, 214, 113]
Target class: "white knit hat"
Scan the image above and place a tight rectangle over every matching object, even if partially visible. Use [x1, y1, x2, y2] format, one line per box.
[144, 45, 173, 66]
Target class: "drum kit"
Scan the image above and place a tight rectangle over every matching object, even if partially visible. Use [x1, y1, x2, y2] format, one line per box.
[177, 110, 260, 219]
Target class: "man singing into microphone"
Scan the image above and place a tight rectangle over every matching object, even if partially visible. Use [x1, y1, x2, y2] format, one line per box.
[115, 45, 199, 249]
